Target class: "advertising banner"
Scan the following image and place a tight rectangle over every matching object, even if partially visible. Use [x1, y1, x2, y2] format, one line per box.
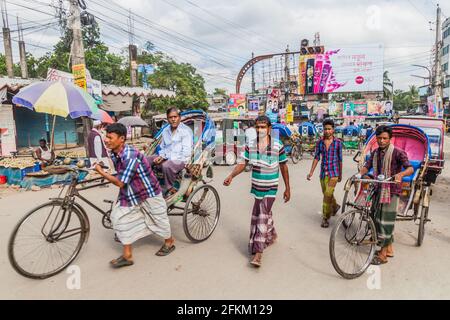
[72, 64, 87, 91]
[298, 44, 384, 94]
[229, 93, 246, 116]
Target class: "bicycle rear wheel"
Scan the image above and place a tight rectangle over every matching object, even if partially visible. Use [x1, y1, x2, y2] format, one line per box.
[291, 146, 300, 164]
[329, 210, 377, 279]
[8, 200, 88, 279]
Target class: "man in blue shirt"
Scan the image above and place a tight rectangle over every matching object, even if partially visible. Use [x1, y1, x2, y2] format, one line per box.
[149, 107, 193, 196]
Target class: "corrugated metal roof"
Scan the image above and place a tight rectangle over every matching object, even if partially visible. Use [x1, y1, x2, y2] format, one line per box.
[0, 77, 38, 92]
[102, 85, 175, 98]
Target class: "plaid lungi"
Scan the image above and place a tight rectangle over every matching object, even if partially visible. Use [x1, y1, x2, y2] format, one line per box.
[249, 197, 277, 254]
[373, 195, 399, 247]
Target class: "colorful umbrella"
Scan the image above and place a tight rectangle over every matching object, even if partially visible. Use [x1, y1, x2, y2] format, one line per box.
[12, 81, 97, 118]
[91, 107, 114, 124]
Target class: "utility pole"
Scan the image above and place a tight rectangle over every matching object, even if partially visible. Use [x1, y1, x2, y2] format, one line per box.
[68, 0, 91, 153]
[433, 4, 443, 117]
[284, 45, 290, 109]
[17, 16, 28, 79]
[1, 0, 14, 78]
[251, 52, 255, 93]
[128, 12, 137, 87]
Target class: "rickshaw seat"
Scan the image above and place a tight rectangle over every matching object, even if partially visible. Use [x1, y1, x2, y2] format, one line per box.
[401, 160, 421, 183]
[366, 159, 421, 183]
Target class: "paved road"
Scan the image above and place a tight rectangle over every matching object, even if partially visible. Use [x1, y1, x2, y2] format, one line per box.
[1, 139, 449, 299]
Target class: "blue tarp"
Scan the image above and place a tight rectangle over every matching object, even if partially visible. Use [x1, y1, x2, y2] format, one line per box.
[0, 166, 87, 190]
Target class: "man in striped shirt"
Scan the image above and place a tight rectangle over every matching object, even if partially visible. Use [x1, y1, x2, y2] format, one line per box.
[94, 123, 175, 268]
[224, 115, 290, 268]
[307, 119, 343, 228]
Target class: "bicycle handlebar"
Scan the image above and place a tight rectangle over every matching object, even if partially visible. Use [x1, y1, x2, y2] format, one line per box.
[352, 175, 397, 184]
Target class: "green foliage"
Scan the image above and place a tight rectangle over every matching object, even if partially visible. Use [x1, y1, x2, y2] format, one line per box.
[393, 86, 419, 111]
[0, 22, 207, 113]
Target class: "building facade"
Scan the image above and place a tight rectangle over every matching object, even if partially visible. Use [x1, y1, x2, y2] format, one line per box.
[442, 17, 450, 100]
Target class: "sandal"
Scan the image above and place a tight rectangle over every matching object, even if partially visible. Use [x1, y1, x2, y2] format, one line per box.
[371, 255, 388, 265]
[376, 250, 394, 258]
[250, 258, 262, 268]
[155, 244, 176, 256]
[321, 218, 329, 228]
[110, 256, 134, 268]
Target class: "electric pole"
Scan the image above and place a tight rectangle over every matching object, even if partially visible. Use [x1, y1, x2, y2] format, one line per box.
[251, 52, 255, 93]
[1, 0, 14, 78]
[284, 45, 290, 109]
[433, 4, 443, 117]
[68, 0, 91, 153]
[17, 16, 28, 79]
[128, 12, 138, 87]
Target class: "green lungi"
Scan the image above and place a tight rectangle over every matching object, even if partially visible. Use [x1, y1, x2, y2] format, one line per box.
[374, 195, 399, 247]
[320, 176, 338, 219]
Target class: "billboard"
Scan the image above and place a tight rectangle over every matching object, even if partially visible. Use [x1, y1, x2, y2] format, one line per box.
[298, 44, 384, 94]
[367, 100, 393, 116]
[228, 94, 246, 116]
[343, 101, 367, 117]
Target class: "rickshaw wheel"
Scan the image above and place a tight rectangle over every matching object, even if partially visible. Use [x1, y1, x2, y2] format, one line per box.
[291, 146, 300, 164]
[183, 184, 220, 243]
[417, 187, 430, 247]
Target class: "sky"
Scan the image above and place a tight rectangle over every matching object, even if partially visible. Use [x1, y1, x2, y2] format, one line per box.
[3, 0, 450, 94]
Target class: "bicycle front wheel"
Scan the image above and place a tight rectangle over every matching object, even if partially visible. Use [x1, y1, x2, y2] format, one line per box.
[329, 210, 377, 279]
[8, 200, 88, 279]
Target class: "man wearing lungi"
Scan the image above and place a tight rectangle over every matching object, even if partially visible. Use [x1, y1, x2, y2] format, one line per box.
[223, 115, 290, 268]
[357, 125, 413, 265]
[94, 123, 176, 268]
[307, 119, 343, 228]
[148, 107, 193, 197]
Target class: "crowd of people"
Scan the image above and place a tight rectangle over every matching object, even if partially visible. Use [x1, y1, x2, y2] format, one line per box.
[32, 108, 413, 269]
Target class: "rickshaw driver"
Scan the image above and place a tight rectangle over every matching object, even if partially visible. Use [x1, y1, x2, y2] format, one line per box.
[356, 125, 414, 265]
[149, 107, 194, 197]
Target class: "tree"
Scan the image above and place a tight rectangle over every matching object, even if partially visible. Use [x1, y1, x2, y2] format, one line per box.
[213, 88, 228, 96]
[383, 71, 393, 99]
[147, 53, 208, 112]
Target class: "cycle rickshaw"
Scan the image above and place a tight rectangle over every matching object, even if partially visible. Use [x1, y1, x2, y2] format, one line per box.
[329, 124, 432, 279]
[298, 122, 319, 156]
[8, 110, 220, 279]
[272, 123, 303, 164]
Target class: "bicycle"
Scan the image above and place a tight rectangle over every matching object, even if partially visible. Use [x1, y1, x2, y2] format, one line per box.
[329, 175, 397, 279]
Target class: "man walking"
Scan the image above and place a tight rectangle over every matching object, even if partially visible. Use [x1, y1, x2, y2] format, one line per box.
[307, 119, 343, 228]
[356, 125, 413, 265]
[94, 123, 175, 268]
[224, 115, 290, 267]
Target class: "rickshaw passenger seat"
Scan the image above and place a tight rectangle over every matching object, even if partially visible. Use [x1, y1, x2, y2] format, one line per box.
[402, 160, 422, 183]
[366, 160, 421, 183]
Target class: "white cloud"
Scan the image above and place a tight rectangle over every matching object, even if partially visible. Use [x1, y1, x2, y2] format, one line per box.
[3, 0, 450, 94]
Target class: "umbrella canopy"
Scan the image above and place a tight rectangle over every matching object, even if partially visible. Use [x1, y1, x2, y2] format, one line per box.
[12, 81, 97, 118]
[272, 123, 292, 137]
[91, 107, 114, 124]
[118, 116, 148, 127]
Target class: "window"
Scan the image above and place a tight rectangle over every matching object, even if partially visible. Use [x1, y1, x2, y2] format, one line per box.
[444, 63, 449, 72]
[445, 80, 450, 88]
[445, 28, 450, 39]
[443, 45, 450, 56]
